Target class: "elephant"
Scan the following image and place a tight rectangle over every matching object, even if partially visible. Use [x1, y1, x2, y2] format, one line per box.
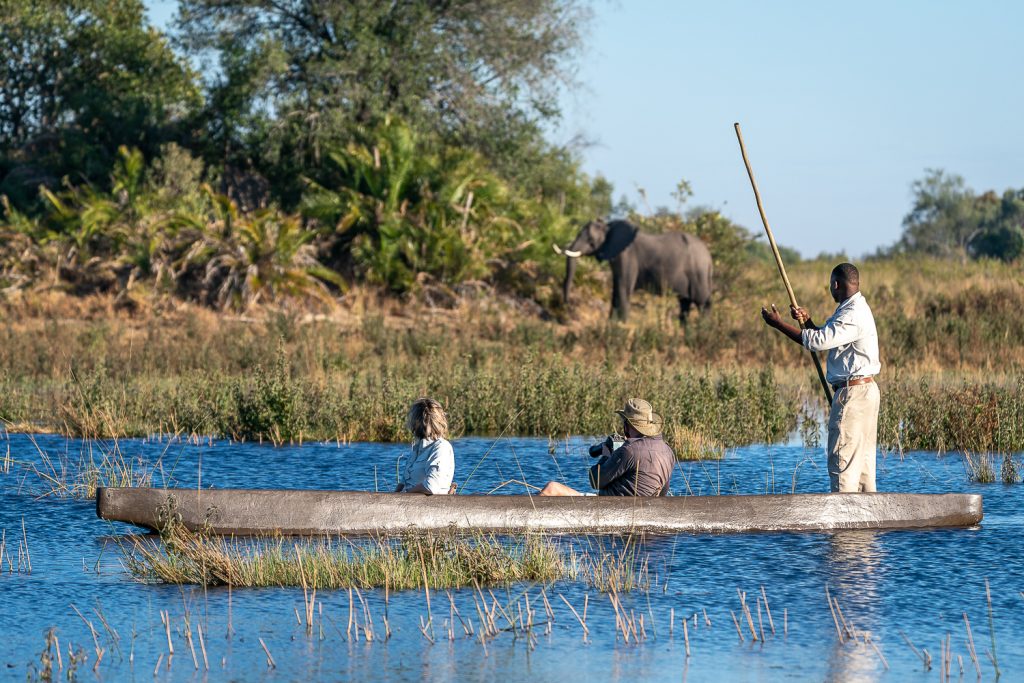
[553, 218, 713, 323]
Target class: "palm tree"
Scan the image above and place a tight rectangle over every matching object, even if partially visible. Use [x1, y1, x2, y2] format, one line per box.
[302, 117, 516, 292]
[174, 187, 343, 309]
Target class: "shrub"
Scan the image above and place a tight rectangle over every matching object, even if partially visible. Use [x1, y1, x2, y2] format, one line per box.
[227, 344, 305, 444]
[303, 118, 514, 292]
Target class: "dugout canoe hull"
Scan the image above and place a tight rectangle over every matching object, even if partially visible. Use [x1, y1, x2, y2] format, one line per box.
[96, 488, 983, 535]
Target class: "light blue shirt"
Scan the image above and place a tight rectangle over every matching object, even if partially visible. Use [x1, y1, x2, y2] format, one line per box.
[402, 438, 455, 494]
[801, 291, 882, 384]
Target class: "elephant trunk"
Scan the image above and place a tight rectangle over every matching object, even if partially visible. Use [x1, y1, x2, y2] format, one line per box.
[563, 255, 577, 305]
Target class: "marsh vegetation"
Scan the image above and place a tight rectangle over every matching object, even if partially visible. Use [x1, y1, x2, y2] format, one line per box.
[3, 0, 1022, 458]
[123, 522, 648, 593]
[2, 254, 1022, 455]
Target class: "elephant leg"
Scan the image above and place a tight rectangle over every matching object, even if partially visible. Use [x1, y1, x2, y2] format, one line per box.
[611, 269, 632, 321]
[678, 297, 693, 325]
[619, 295, 631, 321]
[611, 284, 630, 320]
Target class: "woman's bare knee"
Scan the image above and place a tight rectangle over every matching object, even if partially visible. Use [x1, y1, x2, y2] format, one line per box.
[539, 481, 580, 496]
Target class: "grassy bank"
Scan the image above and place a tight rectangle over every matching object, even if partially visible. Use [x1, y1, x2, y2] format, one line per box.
[4, 358, 789, 449]
[1, 256, 1022, 451]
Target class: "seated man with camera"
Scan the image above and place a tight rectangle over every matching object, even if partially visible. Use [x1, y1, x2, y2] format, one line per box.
[538, 398, 675, 496]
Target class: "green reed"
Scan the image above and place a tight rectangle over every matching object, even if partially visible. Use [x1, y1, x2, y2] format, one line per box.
[963, 453, 997, 484]
[121, 523, 647, 591]
[2, 347, 796, 448]
[22, 439, 156, 500]
[7, 332, 1024, 453]
[878, 376, 1024, 452]
[1000, 453, 1020, 484]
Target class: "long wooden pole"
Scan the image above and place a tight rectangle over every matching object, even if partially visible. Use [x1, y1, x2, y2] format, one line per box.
[733, 122, 833, 405]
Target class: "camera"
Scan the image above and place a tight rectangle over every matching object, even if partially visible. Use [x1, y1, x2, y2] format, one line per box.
[588, 434, 624, 458]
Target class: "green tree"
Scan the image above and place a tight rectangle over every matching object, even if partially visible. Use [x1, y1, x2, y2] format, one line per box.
[898, 169, 986, 257]
[968, 189, 1024, 262]
[0, 0, 202, 204]
[896, 170, 1024, 262]
[176, 0, 589, 203]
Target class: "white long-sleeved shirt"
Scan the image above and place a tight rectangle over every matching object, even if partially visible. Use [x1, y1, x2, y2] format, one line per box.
[801, 291, 881, 384]
[402, 438, 455, 494]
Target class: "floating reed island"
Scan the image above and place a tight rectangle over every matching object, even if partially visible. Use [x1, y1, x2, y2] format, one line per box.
[124, 524, 568, 589]
[121, 520, 650, 592]
[97, 487, 983, 535]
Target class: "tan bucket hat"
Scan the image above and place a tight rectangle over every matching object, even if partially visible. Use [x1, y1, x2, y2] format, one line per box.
[615, 398, 663, 437]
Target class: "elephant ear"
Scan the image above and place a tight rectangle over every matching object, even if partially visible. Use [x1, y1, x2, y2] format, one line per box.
[595, 221, 637, 261]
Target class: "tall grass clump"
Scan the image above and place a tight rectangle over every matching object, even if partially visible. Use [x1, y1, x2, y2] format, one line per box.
[58, 366, 134, 439]
[122, 521, 654, 593]
[27, 440, 156, 499]
[1000, 454, 1020, 484]
[665, 425, 724, 461]
[963, 452, 996, 484]
[573, 536, 650, 593]
[228, 345, 306, 444]
[123, 523, 572, 589]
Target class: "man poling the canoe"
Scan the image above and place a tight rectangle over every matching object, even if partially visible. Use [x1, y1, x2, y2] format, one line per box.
[734, 122, 881, 493]
[761, 264, 882, 492]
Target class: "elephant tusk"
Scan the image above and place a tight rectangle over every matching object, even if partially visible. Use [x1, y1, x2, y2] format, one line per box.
[552, 243, 582, 258]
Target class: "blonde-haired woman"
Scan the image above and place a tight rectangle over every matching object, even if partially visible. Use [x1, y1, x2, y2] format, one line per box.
[396, 398, 455, 494]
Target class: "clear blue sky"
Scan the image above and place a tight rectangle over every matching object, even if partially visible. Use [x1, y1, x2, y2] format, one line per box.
[145, 0, 1024, 257]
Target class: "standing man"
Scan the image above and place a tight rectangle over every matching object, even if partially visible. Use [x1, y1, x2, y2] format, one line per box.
[761, 263, 881, 492]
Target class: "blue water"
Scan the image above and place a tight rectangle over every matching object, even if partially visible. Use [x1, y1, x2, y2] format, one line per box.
[0, 431, 1020, 682]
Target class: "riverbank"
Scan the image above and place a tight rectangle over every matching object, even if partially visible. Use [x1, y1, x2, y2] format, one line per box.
[1, 256, 1022, 452]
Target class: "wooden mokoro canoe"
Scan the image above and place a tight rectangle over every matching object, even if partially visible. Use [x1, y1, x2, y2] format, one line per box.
[96, 487, 983, 535]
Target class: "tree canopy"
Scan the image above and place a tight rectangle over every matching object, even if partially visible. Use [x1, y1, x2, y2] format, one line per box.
[176, 0, 588, 203]
[0, 0, 615, 306]
[0, 0, 201, 203]
[896, 169, 1024, 262]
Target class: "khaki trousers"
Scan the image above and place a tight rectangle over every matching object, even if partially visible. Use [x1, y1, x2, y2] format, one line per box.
[827, 382, 880, 492]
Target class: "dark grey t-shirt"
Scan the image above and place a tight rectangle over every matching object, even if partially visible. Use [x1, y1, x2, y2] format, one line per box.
[588, 435, 675, 496]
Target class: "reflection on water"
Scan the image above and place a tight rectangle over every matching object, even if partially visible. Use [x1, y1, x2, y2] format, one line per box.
[827, 530, 885, 602]
[826, 637, 879, 683]
[0, 433, 1021, 681]
[824, 531, 884, 683]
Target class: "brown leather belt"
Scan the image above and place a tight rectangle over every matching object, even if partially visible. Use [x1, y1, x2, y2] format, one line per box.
[831, 376, 874, 393]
